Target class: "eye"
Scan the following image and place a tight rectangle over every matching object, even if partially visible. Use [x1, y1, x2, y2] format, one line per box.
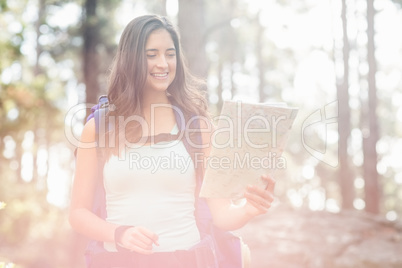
[166, 50, 176, 57]
[146, 54, 156, 58]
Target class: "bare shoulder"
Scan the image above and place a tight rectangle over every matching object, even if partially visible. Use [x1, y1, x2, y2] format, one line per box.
[74, 119, 97, 158]
[80, 118, 96, 143]
[75, 118, 97, 167]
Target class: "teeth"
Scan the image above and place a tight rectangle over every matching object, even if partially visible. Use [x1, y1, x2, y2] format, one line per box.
[152, 73, 167, 77]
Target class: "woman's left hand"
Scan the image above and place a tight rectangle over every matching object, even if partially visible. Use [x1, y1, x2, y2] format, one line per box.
[243, 174, 276, 217]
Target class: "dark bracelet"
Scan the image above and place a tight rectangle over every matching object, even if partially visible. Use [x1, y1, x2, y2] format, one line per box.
[114, 225, 133, 252]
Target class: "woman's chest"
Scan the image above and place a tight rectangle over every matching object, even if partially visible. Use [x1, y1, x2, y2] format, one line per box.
[103, 141, 196, 195]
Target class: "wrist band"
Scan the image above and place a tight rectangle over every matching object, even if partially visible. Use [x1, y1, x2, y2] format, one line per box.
[114, 225, 132, 252]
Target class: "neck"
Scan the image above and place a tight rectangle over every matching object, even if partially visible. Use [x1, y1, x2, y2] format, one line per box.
[142, 91, 170, 112]
[141, 91, 173, 123]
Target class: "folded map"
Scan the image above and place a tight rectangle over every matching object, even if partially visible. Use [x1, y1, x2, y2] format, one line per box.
[199, 100, 298, 199]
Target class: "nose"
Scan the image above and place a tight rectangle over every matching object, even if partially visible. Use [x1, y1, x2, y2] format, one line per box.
[156, 55, 168, 68]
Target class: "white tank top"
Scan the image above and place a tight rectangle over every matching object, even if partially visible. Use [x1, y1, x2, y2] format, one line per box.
[102, 125, 201, 252]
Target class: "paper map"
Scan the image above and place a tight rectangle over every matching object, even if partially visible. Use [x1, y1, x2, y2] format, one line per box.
[199, 100, 298, 199]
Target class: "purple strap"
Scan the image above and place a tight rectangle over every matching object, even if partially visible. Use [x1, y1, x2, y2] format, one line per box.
[86, 104, 100, 122]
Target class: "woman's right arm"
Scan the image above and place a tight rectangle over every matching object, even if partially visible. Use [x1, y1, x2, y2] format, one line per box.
[69, 119, 158, 254]
[69, 118, 118, 243]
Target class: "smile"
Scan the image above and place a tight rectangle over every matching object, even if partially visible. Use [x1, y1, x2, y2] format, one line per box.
[151, 72, 168, 78]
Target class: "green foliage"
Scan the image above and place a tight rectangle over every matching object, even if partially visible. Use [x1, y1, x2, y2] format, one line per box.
[0, 0, 7, 12]
[0, 0, 119, 266]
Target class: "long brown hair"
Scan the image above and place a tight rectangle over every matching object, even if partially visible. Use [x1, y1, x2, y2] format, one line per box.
[104, 15, 208, 153]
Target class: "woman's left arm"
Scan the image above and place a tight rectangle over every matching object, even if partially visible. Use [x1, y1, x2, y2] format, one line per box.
[198, 118, 276, 231]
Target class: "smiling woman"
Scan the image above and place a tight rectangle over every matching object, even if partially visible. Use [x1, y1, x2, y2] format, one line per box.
[143, 29, 177, 97]
[69, 14, 276, 268]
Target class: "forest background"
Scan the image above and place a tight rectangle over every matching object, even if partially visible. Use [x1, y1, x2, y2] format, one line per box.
[1, 0, 402, 267]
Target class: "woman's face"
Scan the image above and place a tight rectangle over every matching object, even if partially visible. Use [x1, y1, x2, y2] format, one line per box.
[143, 29, 177, 94]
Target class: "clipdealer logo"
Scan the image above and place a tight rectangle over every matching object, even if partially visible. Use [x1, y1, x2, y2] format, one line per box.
[65, 100, 340, 169]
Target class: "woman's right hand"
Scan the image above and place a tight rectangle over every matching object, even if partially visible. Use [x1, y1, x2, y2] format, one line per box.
[117, 226, 159, 254]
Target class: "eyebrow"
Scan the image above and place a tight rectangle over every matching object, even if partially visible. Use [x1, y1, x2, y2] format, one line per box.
[145, 48, 176, 52]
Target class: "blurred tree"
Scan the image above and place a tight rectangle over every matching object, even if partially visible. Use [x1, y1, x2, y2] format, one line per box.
[31, 0, 45, 184]
[0, 0, 94, 266]
[363, 0, 380, 214]
[0, 1, 67, 265]
[178, 0, 208, 79]
[256, 14, 266, 103]
[145, 0, 167, 16]
[0, 0, 64, 186]
[81, 0, 120, 119]
[337, 0, 354, 210]
[82, 0, 100, 118]
[205, 0, 241, 112]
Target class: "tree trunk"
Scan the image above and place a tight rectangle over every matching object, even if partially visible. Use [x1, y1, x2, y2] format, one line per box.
[363, 0, 380, 214]
[337, 0, 354, 210]
[230, 60, 236, 100]
[83, 0, 100, 119]
[256, 17, 265, 103]
[149, 0, 167, 16]
[217, 61, 223, 111]
[178, 0, 208, 79]
[34, 0, 45, 76]
[15, 136, 23, 183]
[33, 0, 46, 183]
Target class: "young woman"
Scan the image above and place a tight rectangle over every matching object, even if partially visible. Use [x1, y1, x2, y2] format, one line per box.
[70, 14, 275, 268]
